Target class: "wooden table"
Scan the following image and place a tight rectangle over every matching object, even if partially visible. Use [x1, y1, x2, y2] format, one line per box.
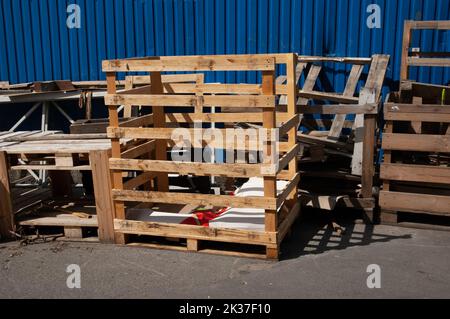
[0, 131, 120, 243]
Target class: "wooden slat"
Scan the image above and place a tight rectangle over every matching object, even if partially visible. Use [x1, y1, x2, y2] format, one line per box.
[379, 191, 450, 215]
[407, 57, 450, 67]
[89, 150, 115, 243]
[384, 103, 450, 122]
[276, 172, 301, 208]
[110, 158, 275, 177]
[123, 172, 156, 190]
[119, 114, 153, 128]
[102, 55, 275, 72]
[121, 140, 155, 159]
[406, 20, 450, 30]
[382, 133, 450, 152]
[277, 144, 300, 173]
[297, 91, 359, 103]
[10, 165, 92, 171]
[19, 216, 98, 227]
[105, 94, 275, 108]
[381, 163, 450, 185]
[112, 189, 277, 210]
[165, 112, 264, 123]
[299, 103, 378, 114]
[114, 219, 276, 245]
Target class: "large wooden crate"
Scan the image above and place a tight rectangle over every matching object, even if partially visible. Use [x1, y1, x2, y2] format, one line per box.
[379, 20, 450, 229]
[103, 54, 300, 259]
[380, 88, 450, 228]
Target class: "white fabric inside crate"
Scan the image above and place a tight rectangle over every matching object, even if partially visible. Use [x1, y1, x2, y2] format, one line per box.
[209, 177, 289, 231]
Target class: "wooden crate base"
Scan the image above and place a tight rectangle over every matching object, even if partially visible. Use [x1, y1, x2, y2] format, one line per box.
[379, 210, 450, 232]
[124, 235, 277, 260]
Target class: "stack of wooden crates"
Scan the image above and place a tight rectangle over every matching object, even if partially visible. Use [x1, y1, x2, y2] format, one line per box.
[102, 54, 300, 259]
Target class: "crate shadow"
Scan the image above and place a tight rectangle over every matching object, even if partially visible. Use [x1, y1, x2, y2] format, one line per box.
[280, 209, 412, 260]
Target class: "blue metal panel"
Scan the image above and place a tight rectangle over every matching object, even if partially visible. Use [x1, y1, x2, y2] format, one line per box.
[0, 0, 449, 88]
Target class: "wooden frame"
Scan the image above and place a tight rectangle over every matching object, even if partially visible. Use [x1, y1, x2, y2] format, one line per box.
[294, 55, 389, 220]
[0, 131, 123, 243]
[400, 20, 450, 81]
[103, 53, 300, 259]
[380, 90, 450, 225]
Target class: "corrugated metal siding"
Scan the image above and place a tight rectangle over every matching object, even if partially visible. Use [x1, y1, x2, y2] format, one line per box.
[0, 0, 449, 88]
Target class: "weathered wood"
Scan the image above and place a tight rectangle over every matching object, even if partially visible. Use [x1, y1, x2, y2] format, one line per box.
[379, 191, 450, 215]
[381, 163, 450, 185]
[103, 55, 276, 72]
[383, 133, 450, 152]
[90, 150, 115, 243]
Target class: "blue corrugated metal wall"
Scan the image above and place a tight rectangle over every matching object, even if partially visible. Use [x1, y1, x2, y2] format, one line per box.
[0, 0, 449, 88]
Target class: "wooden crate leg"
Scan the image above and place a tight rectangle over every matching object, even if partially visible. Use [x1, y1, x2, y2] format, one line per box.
[266, 246, 279, 260]
[187, 238, 199, 252]
[64, 226, 83, 239]
[90, 150, 115, 243]
[380, 210, 398, 224]
[0, 151, 14, 240]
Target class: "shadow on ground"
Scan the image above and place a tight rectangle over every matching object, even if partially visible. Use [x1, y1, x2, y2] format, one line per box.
[280, 208, 413, 260]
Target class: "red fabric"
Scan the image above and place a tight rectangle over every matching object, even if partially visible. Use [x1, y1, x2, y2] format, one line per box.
[180, 207, 229, 227]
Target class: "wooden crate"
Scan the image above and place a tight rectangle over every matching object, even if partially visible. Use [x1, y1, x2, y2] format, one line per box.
[0, 131, 135, 242]
[103, 53, 300, 259]
[379, 20, 450, 229]
[380, 89, 450, 228]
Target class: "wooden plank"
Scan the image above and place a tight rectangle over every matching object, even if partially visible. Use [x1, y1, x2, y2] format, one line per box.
[123, 172, 156, 190]
[381, 163, 450, 185]
[277, 201, 301, 243]
[150, 72, 169, 193]
[10, 165, 91, 171]
[406, 20, 450, 30]
[400, 20, 413, 81]
[90, 150, 115, 243]
[384, 103, 450, 122]
[299, 103, 378, 114]
[107, 127, 275, 142]
[120, 114, 153, 128]
[123, 76, 135, 118]
[407, 57, 450, 67]
[297, 91, 359, 103]
[297, 56, 372, 64]
[361, 114, 376, 197]
[277, 144, 300, 173]
[0, 151, 13, 239]
[64, 226, 83, 239]
[114, 219, 276, 245]
[106, 72, 127, 245]
[110, 158, 275, 177]
[276, 173, 301, 208]
[328, 64, 365, 139]
[112, 189, 277, 210]
[165, 112, 264, 123]
[105, 94, 275, 108]
[379, 191, 450, 215]
[19, 215, 98, 227]
[102, 55, 275, 72]
[296, 65, 321, 105]
[121, 140, 155, 159]
[382, 133, 450, 152]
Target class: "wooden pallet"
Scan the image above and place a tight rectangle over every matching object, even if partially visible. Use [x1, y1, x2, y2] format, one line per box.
[0, 133, 138, 242]
[103, 53, 301, 259]
[294, 55, 389, 221]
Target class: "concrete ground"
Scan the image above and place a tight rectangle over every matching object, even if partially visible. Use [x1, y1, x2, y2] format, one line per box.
[1, 217, 450, 299]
